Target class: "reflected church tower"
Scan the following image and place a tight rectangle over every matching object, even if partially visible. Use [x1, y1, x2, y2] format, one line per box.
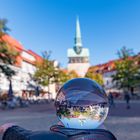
[67, 17, 90, 77]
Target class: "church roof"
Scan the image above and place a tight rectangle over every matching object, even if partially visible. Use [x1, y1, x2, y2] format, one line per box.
[74, 17, 82, 54]
[67, 17, 90, 58]
[75, 17, 82, 42]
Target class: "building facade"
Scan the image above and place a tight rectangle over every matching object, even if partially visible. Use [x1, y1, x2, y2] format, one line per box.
[0, 35, 57, 98]
[88, 54, 140, 94]
[67, 18, 90, 77]
[0, 35, 39, 95]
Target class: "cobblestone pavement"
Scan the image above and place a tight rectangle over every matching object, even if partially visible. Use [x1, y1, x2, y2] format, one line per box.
[0, 101, 140, 140]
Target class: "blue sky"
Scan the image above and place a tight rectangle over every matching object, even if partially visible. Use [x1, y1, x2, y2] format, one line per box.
[0, 0, 140, 67]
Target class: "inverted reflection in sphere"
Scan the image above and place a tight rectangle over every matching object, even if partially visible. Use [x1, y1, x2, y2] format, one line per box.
[55, 78, 109, 129]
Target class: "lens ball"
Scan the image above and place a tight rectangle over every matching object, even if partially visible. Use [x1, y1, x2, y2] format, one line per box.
[55, 78, 109, 129]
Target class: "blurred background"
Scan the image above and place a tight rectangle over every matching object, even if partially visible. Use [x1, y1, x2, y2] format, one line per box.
[0, 0, 140, 140]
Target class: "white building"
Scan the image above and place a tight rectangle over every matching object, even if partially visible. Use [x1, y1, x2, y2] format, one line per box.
[103, 70, 120, 93]
[0, 35, 38, 96]
[0, 35, 57, 99]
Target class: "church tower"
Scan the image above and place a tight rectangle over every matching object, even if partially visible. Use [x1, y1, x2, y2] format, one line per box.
[67, 17, 90, 77]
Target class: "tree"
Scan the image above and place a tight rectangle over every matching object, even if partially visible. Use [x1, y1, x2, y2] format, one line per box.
[0, 18, 10, 37]
[0, 18, 19, 96]
[117, 46, 134, 59]
[34, 51, 60, 98]
[112, 47, 139, 93]
[0, 45, 19, 97]
[34, 52, 80, 98]
[85, 71, 104, 85]
[0, 18, 18, 67]
[59, 70, 79, 83]
[134, 55, 140, 85]
[55, 69, 69, 84]
[68, 70, 79, 80]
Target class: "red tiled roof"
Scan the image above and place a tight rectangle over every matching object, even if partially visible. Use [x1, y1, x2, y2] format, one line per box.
[89, 54, 140, 74]
[0, 34, 43, 66]
[60, 69, 68, 73]
[1, 34, 23, 51]
[27, 50, 42, 62]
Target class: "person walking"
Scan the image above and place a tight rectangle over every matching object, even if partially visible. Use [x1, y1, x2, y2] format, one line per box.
[124, 92, 131, 109]
[108, 92, 115, 108]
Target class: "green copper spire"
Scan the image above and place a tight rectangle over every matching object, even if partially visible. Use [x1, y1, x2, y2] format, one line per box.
[74, 16, 82, 54]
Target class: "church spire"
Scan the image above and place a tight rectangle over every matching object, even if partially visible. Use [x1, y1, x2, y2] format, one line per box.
[74, 16, 82, 54]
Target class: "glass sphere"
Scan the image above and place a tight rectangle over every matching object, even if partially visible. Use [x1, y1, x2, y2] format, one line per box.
[55, 78, 109, 129]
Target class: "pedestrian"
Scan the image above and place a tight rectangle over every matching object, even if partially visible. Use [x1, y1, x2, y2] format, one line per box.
[0, 78, 117, 140]
[124, 92, 131, 109]
[108, 92, 115, 107]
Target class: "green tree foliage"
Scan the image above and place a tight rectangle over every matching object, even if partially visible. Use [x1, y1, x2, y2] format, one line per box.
[0, 44, 18, 65]
[0, 18, 19, 81]
[34, 53, 79, 96]
[85, 71, 104, 85]
[56, 70, 69, 84]
[68, 70, 79, 80]
[54, 70, 79, 86]
[34, 51, 58, 86]
[0, 18, 10, 36]
[117, 46, 134, 59]
[135, 56, 140, 84]
[112, 47, 140, 92]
